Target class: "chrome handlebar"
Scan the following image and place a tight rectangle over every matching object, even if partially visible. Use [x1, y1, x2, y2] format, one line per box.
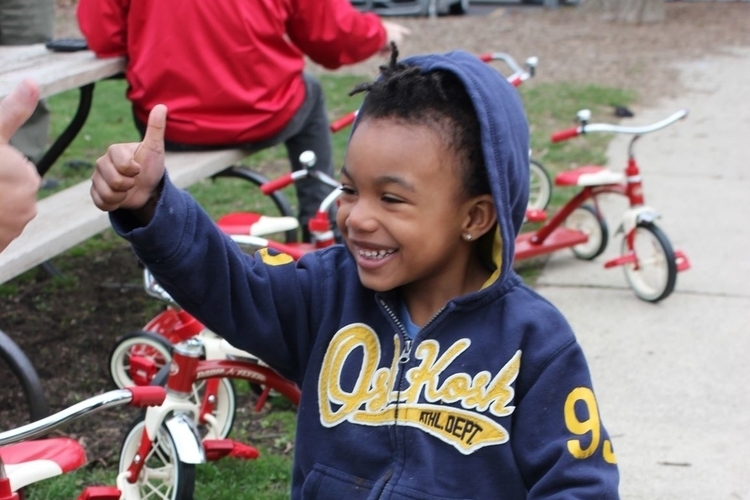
[144, 267, 175, 303]
[580, 109, 689, 135]
[0, 387, 165, 446]
[485, 52, 538, 76]
[481, 52, 538, 83]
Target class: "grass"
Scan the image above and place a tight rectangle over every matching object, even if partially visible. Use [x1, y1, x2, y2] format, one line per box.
[19, 72, 635, 499]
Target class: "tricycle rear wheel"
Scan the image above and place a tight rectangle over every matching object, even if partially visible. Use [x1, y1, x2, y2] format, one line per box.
[564, 205, 609, 260]
[109, 329, 173, 389]
[0, 329, 49, 427]
[528, 159, 552, 211]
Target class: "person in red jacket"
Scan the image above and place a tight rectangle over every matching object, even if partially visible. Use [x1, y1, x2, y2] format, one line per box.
[76, 0, 410, 240]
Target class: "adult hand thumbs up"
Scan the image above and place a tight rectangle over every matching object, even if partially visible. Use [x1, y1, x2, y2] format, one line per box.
[0, 79, 40, 144]
[91, 104, 168, 219]
[0, 79, 42, 252]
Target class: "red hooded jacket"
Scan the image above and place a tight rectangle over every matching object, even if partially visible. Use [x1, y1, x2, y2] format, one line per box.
[77, 0, 386, 145]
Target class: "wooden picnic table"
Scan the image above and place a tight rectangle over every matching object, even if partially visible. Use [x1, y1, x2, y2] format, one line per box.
[0, 43, 253, 285]
[0, 44, 125, 100]
[0, 43, 126, 176]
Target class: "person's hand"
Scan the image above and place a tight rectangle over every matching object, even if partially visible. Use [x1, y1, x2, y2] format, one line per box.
[90, 104, 168, 219]
[0, 79, 42, 252]
[380, 21, 412, 55]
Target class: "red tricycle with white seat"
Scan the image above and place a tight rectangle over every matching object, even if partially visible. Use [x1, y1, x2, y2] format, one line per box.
[0, 386, 166, 500]
[515, 108, 691, 302]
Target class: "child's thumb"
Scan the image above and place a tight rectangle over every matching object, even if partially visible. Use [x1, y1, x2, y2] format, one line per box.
[134, 104, 167, 164]
[0, 79, 40, 145]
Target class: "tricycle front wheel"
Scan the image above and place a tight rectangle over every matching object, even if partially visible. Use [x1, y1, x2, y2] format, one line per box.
[119, 418, 195, 500]
[622, 222, 677, 302]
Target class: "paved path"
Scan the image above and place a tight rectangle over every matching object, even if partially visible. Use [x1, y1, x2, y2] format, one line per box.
[534, 47, 750, 500]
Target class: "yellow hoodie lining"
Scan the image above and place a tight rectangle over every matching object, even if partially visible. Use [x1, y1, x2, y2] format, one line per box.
[480, 228, 503, 290]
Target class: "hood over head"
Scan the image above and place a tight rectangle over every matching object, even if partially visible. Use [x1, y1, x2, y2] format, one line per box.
[355, 50, 530, 283]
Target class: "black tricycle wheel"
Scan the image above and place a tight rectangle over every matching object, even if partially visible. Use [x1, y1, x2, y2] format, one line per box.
[0, 328, 49, 427]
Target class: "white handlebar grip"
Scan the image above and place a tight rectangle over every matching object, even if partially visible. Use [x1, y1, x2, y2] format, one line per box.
[299, 150, 317, 168]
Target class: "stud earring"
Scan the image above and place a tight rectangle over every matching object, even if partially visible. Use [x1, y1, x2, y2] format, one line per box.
[463, 233, 472, 241]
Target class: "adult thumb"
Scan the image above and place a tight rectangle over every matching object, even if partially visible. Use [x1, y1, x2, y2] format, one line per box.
[134, 104, 167, 164]
[0, 79, 40, 145]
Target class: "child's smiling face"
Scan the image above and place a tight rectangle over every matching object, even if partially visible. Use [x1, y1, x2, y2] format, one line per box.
[337, 118, 481, 296]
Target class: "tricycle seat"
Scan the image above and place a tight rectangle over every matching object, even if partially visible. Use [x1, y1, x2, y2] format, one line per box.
[0, 438, 86, 491]
[216, 212, 299, 237]
[555, 166, 625, 187]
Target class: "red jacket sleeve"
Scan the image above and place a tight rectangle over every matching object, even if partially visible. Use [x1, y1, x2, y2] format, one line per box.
[77, 0, 130, 58]
[286, 0, 386, 70]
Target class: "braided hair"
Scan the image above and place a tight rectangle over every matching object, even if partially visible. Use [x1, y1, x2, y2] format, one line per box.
[349, 44, 489, 199]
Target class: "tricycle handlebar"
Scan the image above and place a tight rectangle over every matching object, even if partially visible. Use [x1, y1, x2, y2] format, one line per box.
[331, 52, 538, 136]
[477, 52, 538, 87]
[550, 126, 581, 143]
[259, 154, 340, 196]
[0, 387, 166, 446]
[555, 109, 689, 141]
[260, 172, 297, 195]
[330, 111, 357, 133]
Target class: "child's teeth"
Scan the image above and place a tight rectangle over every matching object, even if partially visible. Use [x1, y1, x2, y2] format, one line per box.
[359, 249, 394, 259]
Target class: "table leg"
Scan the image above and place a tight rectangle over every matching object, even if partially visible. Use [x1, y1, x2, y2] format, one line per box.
[35, 83, 94, 177]
[33, 83, 96, 278]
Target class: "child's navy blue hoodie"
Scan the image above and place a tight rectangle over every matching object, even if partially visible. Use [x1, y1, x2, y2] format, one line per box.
[112, 50, 620, 499]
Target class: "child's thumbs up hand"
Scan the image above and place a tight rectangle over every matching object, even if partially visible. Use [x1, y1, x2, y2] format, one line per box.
[91, 105, 168, 216]
[134, 104, 167, 174]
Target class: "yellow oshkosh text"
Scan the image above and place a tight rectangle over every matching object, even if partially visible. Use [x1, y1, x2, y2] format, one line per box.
[318, 324, 521, 454]
[564, 387, 617, 464]
[258, 247, 294, 265]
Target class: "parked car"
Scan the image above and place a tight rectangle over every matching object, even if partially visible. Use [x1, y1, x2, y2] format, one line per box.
[350, 0, 470, 16]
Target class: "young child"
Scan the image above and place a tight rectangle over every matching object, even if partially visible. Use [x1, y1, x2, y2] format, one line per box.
[91, 48, 620, 499]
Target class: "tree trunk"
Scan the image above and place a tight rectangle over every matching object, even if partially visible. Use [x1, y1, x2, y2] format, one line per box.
[580, 0, 665, 24]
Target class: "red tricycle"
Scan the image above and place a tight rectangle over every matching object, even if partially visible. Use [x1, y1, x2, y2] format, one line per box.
[515, 108, 691, 302]
[0, 386, 166, 500]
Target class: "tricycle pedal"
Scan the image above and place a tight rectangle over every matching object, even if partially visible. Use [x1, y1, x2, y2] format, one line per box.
[524, 209, 547, 223]
[76, 486, 122, 499]
[603, 252, 637, 269]
[674, 250, 691, 272]
[203, 439, 259, 461]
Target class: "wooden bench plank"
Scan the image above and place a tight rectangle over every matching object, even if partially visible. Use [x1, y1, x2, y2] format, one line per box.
[0, 45, 126, 100]
[0, 149, 250, 284]
[165, 149, 249, 190]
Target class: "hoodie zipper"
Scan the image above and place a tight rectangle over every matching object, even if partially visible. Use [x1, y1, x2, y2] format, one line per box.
[376, 299, 447, 499]
[377, 298, 410, 499]
[379, 299, 411, 363]
[380, 299, 446, 364]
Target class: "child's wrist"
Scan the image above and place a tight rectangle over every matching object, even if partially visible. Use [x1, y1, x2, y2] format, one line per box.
[132, 181, 163, 226]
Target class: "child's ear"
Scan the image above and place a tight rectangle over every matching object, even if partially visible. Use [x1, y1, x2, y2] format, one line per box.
[463, 195, 497, 239]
